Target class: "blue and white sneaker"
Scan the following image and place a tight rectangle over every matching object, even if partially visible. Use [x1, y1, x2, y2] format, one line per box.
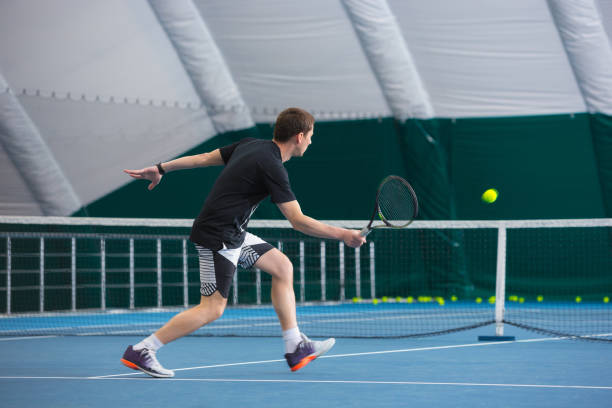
[284, 334, 335, 372]
[121, 345, 175, 378]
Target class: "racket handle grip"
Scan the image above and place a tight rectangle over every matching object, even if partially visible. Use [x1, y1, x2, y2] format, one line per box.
[359, 226, 371, 237]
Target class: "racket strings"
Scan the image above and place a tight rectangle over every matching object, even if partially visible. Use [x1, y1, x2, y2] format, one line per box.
[377, 178, 417, 226]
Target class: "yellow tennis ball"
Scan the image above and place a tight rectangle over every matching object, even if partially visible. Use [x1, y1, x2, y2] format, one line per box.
[537, 295, 543, 302]
[475, 297, 482, 304]
[604, 296, 609, 303]
[382, 296, 388, 303]
[488, 296, 496, 304]
[352, 297, 359, 303]
[575, 296, 582, 303]
[407, 296, 414, 303]
[451, 295, 458, 302]
[395, 296, 403, 303]
[372, 298, 379, 305]
[481, 188, 498, 204]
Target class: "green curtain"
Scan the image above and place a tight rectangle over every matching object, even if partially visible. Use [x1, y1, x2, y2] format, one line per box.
[590, 113, 612, 217]
[85, 113, 606, 221]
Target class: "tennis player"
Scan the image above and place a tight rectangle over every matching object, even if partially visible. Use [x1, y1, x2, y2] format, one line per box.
[120, 107, 366, 377]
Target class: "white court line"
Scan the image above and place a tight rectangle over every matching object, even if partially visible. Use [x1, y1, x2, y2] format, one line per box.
[0, 335, 57, 341]
[0, 376, 610, 390]
[92, 359, 286, 378]
[323, 334, 612, 359]
[91, 335, 576, 379]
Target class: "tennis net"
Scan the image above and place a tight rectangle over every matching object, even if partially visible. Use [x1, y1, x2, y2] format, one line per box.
[0, 216, 610, 341]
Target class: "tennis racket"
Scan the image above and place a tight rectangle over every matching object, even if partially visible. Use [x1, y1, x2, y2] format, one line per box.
[360, 175, 418, 236]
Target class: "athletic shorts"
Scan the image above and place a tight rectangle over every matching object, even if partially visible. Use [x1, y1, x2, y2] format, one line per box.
[194, 232, 274, 298]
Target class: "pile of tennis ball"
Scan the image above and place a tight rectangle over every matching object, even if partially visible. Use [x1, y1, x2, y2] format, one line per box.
[352, 294, 610, 305]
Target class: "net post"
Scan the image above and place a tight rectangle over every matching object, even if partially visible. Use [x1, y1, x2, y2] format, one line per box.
[479, 225, 515, 341]
[495, 226, 507, 336]
[339, 242, 345, 301]
[71, 237, 76, 312]
[355, 246, 361, 299]
[100, 238, 106, 311]
[39, 237, 44, 313]
[6, 237, 11, 315]
[156, 239, 163, 308]
[182, 239, 188, 308]
[232, 270, 238, 305]
[320, 241, 326, 301]
[299, 241, 305, 303]
[277, 240, 284, 302]
[129, 238, 135, 310]
[369, 242, 376, 299]
[255, 268, 261, 305]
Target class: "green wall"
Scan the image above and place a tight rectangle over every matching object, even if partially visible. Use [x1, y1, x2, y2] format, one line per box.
[591, 113, 612, 216]
[83, 113, 610, 220]
[83, 118, 406, 220]
[448, 114, 604, 219]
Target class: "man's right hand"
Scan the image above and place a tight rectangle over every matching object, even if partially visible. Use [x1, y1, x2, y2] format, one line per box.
[343, 229, 366, 248]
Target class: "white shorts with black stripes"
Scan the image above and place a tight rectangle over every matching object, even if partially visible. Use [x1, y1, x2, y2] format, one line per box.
[194, 232, 274, 298]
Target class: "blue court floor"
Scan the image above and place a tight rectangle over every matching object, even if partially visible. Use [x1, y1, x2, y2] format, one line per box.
[0, 326, 611, 408]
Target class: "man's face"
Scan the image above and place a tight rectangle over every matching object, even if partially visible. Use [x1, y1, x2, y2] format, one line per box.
[297, 127, 313, 156]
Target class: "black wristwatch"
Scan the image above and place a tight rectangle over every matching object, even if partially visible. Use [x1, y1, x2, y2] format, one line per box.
[156, 163, 166, 175]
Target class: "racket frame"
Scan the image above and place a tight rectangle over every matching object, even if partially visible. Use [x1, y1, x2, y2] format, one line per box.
[360, 175, 418, 236]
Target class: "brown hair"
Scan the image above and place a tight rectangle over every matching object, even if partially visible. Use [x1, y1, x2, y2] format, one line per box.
[273, 108, 315, 142]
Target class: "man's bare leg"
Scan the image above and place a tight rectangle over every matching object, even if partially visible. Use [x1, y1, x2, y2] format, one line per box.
[121, 291, 227, 377]
[155, 291, 227, 344]
[254, 248, 297, 330]
[254, 248, 335, 372]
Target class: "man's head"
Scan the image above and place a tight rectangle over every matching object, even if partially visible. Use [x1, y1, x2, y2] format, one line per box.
[273, 108, 315, 158]
[273, 108, 314, 142]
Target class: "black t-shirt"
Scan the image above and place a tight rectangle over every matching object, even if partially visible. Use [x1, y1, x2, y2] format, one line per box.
[189, 138, 296, 250]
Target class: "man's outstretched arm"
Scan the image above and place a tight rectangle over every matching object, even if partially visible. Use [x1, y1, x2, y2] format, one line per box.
[277, 200, 365, 248]
[124, 149, 224, 190]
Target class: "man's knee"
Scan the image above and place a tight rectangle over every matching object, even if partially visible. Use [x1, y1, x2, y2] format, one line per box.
[273, 256, 293, 282]
[256, 249, 294, 283]
[210, 303, 225, 320]
[198, 294, 226, 321]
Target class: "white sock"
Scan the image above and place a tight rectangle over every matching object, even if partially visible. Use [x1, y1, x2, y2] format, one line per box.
[283, 327, 302, 354]
[133, 334, 164, 352]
